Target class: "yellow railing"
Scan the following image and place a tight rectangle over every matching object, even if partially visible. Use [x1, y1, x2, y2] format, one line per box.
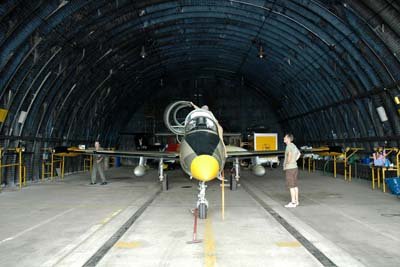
[0, 147, 26, 189]
[41, 148, 52, 181]
[108, 156, 115, 168]
[371, 147, 399, 192]
[41, 148, 65, 180]
[343, 147, 364, 182]
[83, 155, 93, 172]
[397, 150, 400, 177]
[51, 154, 65, 180]
[41, 161, 52, 180]
[302, 157, 315, 173]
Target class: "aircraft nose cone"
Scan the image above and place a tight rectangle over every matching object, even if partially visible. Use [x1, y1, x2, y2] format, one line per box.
[190, 155, 220, 182]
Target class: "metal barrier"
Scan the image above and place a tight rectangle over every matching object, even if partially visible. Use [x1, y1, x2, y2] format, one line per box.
[370, 147, 399, 192]
[381, 148, 399, 192]
[302, 156, 315, 173]
[41, 148, 51, 180]
[315, 147, 363, 180]
[41, 148, 65, 180]
[371, 165, 381, 190]
[0, 147, 26, 189]
[343, 147, 364, 182]
[83, 155, 92, 172]
[52, 154, 65, 180]
[41, 160, 52, 180]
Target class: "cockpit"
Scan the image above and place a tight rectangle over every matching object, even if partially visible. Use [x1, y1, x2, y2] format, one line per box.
[185, 110, 218, 133]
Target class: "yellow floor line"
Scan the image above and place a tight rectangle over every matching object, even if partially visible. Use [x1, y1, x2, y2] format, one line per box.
[101, 209, 122, 225]
[101, 217, 111, 224]
[275, 241, 302, 247]
[112, 209, 122, 217]
[204, 217, 216, 267]
[114, 241, 141, 249]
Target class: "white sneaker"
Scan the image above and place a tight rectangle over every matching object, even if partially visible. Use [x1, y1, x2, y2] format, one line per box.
[284, 202, 297, 208]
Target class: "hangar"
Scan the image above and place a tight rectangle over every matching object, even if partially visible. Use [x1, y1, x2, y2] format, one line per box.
[0, 0, 400, 266]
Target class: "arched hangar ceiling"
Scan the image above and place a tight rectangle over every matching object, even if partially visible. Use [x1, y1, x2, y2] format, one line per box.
[1, 0, 400, 149]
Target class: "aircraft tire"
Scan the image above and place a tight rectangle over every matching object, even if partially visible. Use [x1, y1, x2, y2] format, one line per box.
[162, 174, 169, 191]
[230, 174, 237, 191]
[198, 203, 207, 219]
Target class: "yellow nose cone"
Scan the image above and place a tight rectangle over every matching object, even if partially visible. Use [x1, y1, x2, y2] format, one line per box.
[190, 155, 220, 182]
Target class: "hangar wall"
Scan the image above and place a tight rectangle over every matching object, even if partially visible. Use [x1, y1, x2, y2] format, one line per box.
[124, 77, 282, 136]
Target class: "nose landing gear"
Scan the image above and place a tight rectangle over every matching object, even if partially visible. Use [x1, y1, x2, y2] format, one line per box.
[197, 181, 208, 219]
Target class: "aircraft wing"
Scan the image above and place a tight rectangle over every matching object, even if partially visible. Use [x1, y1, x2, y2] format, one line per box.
[226, 146, 331, 159]
[68, 148, 179, 160]
[226, 145, 285, 158]
[301, 146, 341, 156]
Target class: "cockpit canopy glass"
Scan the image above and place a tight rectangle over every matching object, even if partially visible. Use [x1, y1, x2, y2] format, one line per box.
[185, 117, 217, 132]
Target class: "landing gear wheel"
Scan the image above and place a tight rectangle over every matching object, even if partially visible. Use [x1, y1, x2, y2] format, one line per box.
[230, 174, 237, 191]
[198, 203, 207, 219]
[162, 174, 169, 191]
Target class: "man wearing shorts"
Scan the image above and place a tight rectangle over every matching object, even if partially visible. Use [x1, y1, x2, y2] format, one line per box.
[283, 134, 300, 208]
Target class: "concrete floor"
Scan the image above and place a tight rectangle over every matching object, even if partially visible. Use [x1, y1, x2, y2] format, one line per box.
[0, 167, 399, 267]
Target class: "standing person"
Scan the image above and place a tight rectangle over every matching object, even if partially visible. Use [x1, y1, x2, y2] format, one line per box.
[91, 141, 107, 185]
[283, 134, 300, 208]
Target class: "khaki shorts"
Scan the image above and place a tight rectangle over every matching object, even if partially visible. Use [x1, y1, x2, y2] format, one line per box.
[285, 168, 298, 188]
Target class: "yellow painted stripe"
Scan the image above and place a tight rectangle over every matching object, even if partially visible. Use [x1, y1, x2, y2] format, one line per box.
[115, 241, 141, 248]
[101, 217, 111, 224]
[204, 217, 216, 267]
[101, 209, 122, 224]
[275, 241, 302, 247]
[112, 209, 122, 217]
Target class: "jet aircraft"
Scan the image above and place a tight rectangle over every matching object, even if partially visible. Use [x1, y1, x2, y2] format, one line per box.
[73, 101, 286, 219]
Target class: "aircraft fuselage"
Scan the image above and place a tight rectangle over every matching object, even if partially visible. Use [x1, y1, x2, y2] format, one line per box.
[180, 129, 226, 181]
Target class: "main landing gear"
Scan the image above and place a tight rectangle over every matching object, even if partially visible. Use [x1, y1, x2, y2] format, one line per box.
[159, 158, 169, 191]
[230, 157, 240, 191]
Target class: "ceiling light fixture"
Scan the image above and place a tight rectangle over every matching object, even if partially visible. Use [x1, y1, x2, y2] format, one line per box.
[376, 106, 388, 122]
[140, 45, 146, 58]
[258, 45, 265, 59]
